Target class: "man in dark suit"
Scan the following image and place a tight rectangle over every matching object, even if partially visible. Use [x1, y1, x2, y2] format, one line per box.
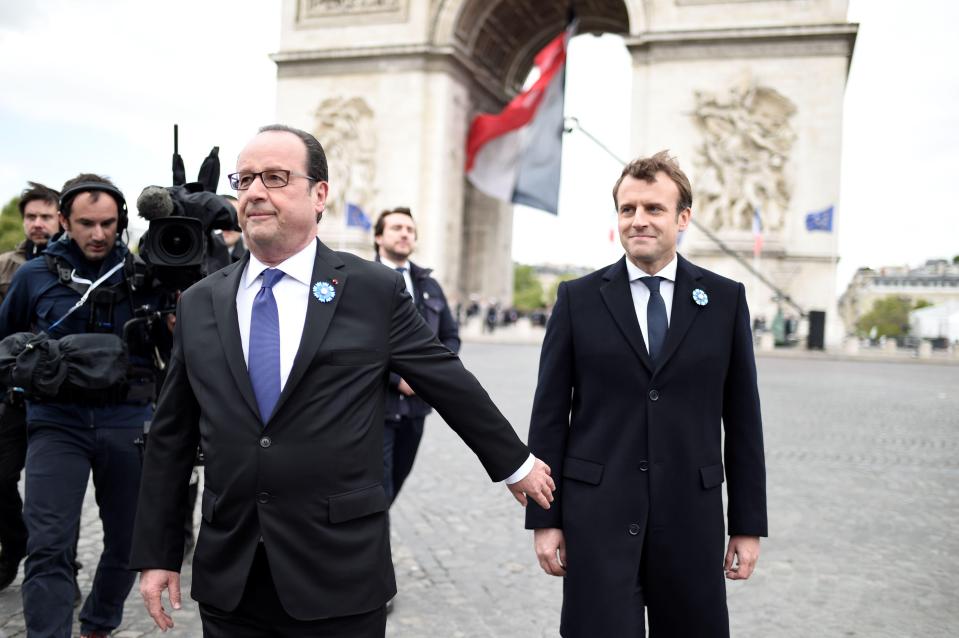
[526, 151, 767, 637]
[373, 206, 460, 503]
[130, 124, 555, 637]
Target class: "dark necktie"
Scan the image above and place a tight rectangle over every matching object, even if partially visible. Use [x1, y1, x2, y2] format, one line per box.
[249, 268, 285, 422]
[641, 276, 668, 362]
[396, 266, 413, 300]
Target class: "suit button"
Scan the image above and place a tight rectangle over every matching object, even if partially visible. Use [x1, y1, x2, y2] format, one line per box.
[648, 389, 659, 401]
[256, 491, 271, 504]
[259, 436, 271, 448]
[628, 523, 641, 536]
[639, 460, 649, 472]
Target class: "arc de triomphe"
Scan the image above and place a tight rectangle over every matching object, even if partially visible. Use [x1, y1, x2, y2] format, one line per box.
[272, 0, 856, 339]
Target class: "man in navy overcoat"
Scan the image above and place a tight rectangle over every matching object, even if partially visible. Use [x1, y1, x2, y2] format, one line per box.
[526, 151, 767, 637]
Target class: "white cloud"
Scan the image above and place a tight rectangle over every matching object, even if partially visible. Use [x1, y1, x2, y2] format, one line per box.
[0, 0, 281, 202]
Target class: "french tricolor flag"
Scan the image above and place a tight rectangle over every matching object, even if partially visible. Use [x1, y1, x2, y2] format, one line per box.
[465, 23, 575, 215]
[752, 208, 763, 258]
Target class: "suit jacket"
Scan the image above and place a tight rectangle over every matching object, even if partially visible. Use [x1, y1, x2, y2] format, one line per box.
[377, 258, 460, 420]
[525, 254, 767, 638]
[130, 239, 528, 619]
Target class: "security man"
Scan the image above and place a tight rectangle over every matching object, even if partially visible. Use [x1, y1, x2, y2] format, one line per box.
[0, 174, 160, 638]
[373, 207, 460, 502]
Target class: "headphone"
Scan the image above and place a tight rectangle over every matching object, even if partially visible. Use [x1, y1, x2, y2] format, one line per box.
[59, 182, 129, 234]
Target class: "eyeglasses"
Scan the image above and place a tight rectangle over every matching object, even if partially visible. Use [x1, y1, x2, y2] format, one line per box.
[228, 170, 317, 191]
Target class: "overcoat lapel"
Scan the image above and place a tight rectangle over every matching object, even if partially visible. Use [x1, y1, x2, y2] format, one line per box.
[268, 240, 347, 423]
[655, 254, 704, 372]
[600, 258, 653, 374]
[211, 255, 261, 422]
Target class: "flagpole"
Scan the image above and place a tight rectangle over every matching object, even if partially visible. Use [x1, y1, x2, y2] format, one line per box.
[752, 208, 762, 326]
[339, 199, 346, 252]
[752, 251, 761, 327]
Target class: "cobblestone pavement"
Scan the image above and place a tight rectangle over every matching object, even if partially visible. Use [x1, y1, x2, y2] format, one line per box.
[1, 345, 957, 637]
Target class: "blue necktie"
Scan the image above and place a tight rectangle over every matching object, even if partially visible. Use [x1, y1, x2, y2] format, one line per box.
[641, 276, 668, 362]
[249, 268, 285, 422]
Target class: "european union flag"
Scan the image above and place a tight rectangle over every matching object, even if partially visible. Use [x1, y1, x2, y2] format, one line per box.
[805, 205, 834, 232]
[346, 202, 372, 231]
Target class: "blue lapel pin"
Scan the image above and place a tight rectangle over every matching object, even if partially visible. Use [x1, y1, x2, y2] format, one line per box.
[692, 288, 708, 306]
[312, 281, 336, 303]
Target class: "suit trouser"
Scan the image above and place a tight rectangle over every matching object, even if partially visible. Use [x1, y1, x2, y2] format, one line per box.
[21, 422, 141, 638]
[0, 402, 28, 567]
[382, 415, 425, 503]
[199, 544, 388, 638]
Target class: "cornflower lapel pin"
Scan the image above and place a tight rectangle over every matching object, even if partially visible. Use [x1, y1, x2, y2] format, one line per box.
[312, 280, 336, 303]
[692, 288, 709, 306]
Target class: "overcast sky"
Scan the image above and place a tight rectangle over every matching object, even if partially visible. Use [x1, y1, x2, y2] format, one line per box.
[1, 0, 956, 295]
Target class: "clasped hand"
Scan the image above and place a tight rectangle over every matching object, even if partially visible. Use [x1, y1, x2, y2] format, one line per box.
[506, 456, 555, 509]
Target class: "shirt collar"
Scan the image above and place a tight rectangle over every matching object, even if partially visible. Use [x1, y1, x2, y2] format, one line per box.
[379, 255, 410, 271]
[625, 253, 678, 283]
[244, 238, 317, 288]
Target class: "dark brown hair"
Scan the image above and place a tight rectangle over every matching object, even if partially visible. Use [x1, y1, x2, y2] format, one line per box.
[18, 181, 60, 217]
[612, 150, 692, 215]
[373, 207, 415, 253]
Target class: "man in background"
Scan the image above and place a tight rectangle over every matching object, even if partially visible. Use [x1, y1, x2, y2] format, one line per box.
[373, 207, 459, 503]
[219, 194, 247, 263]
[0, 175, 160, 637]
[0, 181, 61, 591]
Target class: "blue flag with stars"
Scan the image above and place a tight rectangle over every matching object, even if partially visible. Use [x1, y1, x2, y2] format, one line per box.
[346, 202, 372, 230]
[805, 205, 834, 232]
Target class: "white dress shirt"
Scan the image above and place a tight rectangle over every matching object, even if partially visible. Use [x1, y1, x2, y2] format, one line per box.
[237, 239, 533, 485]
[236, 239, 317, 391]
[378, 255, 415, 299]
[625, 254, 678, 354]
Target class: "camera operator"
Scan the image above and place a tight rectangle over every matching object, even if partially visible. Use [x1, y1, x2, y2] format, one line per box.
[0, 181, 62, 593]
[0, 174, 160, 638]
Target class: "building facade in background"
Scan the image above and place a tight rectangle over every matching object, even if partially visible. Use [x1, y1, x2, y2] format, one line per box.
[839, 259, 959, 336]
[271, 0, 856, 340]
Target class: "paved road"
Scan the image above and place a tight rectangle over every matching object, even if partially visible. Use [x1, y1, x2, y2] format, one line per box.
[1, 345, 957, 637]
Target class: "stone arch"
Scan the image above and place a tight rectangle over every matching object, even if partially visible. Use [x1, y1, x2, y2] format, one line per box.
[430, 0, 639, 100]
[275, 0, 856, 332]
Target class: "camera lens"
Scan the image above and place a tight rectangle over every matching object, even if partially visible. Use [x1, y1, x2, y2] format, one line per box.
[145, 217, 205, 267]
[158, 224, 194, 259]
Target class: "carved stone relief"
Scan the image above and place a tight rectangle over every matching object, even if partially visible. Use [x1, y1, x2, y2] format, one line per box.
[301, 0, 400, 18]
[692, 74, 796, 233]
[313, 96, 377, 223]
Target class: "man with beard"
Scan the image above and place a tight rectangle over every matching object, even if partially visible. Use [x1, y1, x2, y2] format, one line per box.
[0, 181, 62, 592]
[373, 207, 460, 504]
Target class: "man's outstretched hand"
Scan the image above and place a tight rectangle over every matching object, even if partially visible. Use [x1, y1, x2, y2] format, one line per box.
[507, 456, 555, 509]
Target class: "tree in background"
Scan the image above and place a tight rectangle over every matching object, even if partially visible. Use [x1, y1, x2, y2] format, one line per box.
[856, 296, 931, 339]
[546, 274, 577, 308]
[0, 197, 24, 252]
[513, 264, 544, 312]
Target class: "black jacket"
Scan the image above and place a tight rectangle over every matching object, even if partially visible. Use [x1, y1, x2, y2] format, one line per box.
[130, 240, 525, 619]
[377, 258, 460, 420]
[0, 236, 156, 428]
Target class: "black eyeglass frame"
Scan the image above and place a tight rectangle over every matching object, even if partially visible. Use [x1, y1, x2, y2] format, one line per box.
[227, 169, 318, 191]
